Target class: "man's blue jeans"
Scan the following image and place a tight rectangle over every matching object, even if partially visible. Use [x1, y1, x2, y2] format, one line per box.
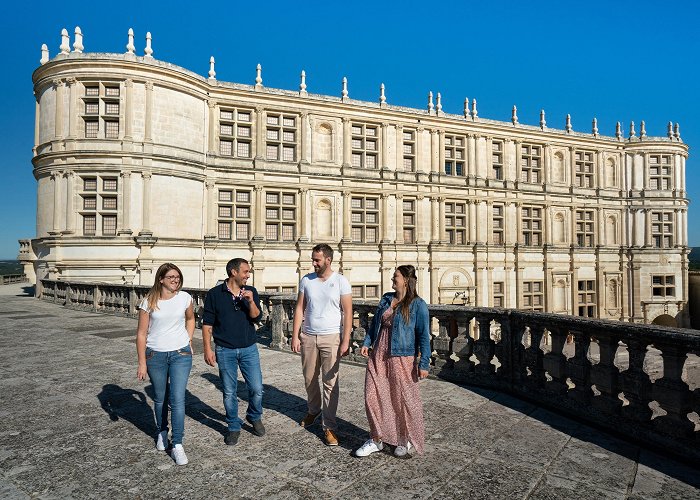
[215, 344, 264, 432]
[145, 345, 192, 445]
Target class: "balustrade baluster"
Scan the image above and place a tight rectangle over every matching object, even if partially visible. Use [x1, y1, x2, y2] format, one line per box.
[524, 324, 546, 389]
[474, 315, 496, 376]
[620, 338, 653, 422]
[543, 326, 568, 396]
[567, 330, 592, 404]
[452, 313, 474, 376]
[652, 343, 694, 438]
[590, 335, 623, 415]
[431, 312, 452, 373]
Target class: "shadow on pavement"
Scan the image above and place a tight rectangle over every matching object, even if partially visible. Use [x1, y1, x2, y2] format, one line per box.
[201, 372, 367, 452]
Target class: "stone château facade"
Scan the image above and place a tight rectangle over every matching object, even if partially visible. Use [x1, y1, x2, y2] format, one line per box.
[23, 27, 691, 326]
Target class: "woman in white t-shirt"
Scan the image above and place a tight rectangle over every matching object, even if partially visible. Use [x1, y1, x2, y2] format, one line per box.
[136, 263, 195, 466]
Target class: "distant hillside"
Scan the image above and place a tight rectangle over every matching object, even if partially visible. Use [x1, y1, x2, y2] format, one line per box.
[690, 248, 700, 271]
[0, 260, 21, 275]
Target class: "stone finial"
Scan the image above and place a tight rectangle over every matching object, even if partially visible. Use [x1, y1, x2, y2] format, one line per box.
[640, 120, 647, 139]
[436, 92, 443, 115]
[40, 44, 49, 65]
[379, 83, 386, 105]
[463, 98, 469, 118]
[565, 114, 572, 133]
[674, 122, 681, 141]
[208, 56, 216, 80]
[126, 28, 135, 54]
[144, 32, 153, 58]
[615, 121, 622, 140]
[60, 28, 70, 55]
[511, 105, 518, 125]
[667, 121, 674, 139]
[592, 117, 599, 137]
[471, 98, 478, 120]
[629, 121, 636, 139]
[427, 91, 434, 113]
[73, 27, 84, 53]
[299, 70, 307, 95]
[539, 109, 546, 130]
[255, 63, 263, 88]
[341, 77, 348, 100]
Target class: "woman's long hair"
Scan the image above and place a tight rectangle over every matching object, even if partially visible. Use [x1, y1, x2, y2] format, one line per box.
[144, 263, 183, 312]
[394, 265, 419, 323]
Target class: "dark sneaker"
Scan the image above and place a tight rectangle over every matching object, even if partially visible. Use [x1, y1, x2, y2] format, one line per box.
[246, 416, 266, 437]
[299, 412, 321, 428]
[324, 429, 339, 446]
[224, 431, 240, 445]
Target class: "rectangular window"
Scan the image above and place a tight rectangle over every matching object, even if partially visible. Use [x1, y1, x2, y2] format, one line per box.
[575, 150, 595, 188]
[218, 188, 251, 240]
[522, 281, 544, 312]
[84, 86, 99, 97]
[493, 281, 505, 307]
[102, 197, 117, 210]
[83, 215, 96, 235]
[84, 178, 97, 191]
[83, 196, 96, 210]
[575, 210, 595, 247]
[218, 107, 253, 159]
[403, 199, 416, 243]
[521, 206, 542, 246]
[445, 201, 467, 244]
[102, 215, 117, 236]
[651, 211, 674, 248]
[402, 129, 416, 172]
[577, 280, 596, 317]
[492, 204, 504, 245]
[104, 120, 119, 139]
[85, 102, 99, 115]
[104, 86, 120, 97]
[351, 123, 379, 169]
[103, 178, 117, 191]
[444, 134, 465, 176]
[649, 155, 672, 190]
[351, 196, 380, 243]
[351, 285, 381, 299]
[265, 190, 296, 241]
[492, 140, 504, 180]
[266, 112, 297, 162]
[652, 275, 675, 297]
[105, 102, 119, 115]
[84, 119, 99, 138]
[520, 144, 542, 184]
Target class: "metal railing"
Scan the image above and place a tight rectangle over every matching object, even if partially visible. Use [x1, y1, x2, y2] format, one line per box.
[39, 278, 700, 462]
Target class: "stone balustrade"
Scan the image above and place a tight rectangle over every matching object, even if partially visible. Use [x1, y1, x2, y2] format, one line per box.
[0, 274, 28, 285]
[39, 279, 699, 462]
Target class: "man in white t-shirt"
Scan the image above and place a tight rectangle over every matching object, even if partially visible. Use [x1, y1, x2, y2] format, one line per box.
[291, 243, 352, 446]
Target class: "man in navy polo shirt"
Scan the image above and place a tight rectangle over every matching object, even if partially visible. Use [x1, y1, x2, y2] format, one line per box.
[202, 258, 265, 445]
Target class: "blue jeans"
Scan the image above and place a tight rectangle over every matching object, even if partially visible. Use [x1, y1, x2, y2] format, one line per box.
[146, 345, 192, 445]
[215, 344, 263, 432]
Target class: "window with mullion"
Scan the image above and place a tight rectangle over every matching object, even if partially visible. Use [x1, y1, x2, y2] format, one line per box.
[577, 280, 596, 317]
[520, 144, 542, 183]
[217, 188, 251, 240]
[219, 108, 252, 158]
[444, 134, 465, 176]
[445, 201, 467, 244]
[492, 204, 504, 244]
[80, 174, 118, 236]
[351, 195, 380, 243]
[402, 130, 416, 172]
[575, 150, 595, 188]
[265, 113, 297, 162]
[402, 198, 416, 243]
[265, 191, 296, 241]
[351, 123, 379, 169]
[648, 154, 672, 190]
[522, 281, 544, 311]
[575, 209, 595, 247]
[521, 206, 542, 246]
[652, 275, 675, 297]
[491, 140, 504, 180]
[651, 211, 674, 248]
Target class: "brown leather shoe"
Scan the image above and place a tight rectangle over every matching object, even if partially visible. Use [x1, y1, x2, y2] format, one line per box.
[299, 412, 321, 428]
[324, 429, 339, 446]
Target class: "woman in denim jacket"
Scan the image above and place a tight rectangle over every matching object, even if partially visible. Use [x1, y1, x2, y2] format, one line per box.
[354, 265, 431, 458]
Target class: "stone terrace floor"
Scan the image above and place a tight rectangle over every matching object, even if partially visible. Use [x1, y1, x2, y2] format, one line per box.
[0, 283, 699, 500]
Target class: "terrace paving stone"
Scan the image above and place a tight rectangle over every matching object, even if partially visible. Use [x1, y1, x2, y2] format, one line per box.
[0, 283, 698, 499]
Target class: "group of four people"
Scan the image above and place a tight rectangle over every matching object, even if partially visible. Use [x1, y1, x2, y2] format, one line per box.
[135, 244, 431, 465]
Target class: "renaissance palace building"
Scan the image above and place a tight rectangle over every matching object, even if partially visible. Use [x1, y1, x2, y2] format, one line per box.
[21, 28, 691, 326]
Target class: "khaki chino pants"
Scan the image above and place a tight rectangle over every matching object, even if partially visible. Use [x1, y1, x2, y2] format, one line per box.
[300, 332, 340, 431]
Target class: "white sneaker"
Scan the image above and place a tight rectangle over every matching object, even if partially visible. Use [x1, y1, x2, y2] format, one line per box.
[156, 431, 168, 451]
[394, 442, 412, 457]
[355, 439, 383, 457]
[171, 444, 188, 466]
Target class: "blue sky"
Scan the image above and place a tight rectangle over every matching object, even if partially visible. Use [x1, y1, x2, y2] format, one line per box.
[1, 0, 698, 259]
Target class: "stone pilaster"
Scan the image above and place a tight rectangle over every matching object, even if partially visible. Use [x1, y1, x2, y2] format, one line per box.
[118, 171, 132, 235]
